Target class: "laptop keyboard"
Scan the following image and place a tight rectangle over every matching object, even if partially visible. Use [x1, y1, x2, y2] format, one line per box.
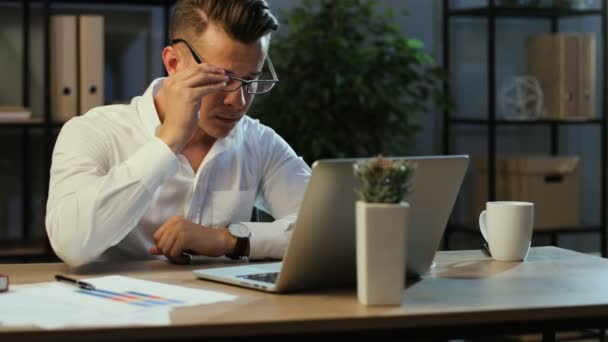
[237, 272, 279, 284]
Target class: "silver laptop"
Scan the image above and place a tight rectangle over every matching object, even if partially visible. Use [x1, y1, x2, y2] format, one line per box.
[193, 155, 469, 293]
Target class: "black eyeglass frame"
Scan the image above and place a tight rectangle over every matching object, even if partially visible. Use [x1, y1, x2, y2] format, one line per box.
[171, 38, 279, 94]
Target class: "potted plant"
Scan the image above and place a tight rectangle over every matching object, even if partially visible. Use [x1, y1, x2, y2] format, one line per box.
[251, 0, 452, 165]
[353, 156, 416, 305]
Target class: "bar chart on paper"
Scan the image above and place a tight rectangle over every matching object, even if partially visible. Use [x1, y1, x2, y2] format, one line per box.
[76, 275, 237, 309]
[77, 288, 186, 307]
[0, 275, 237, 329]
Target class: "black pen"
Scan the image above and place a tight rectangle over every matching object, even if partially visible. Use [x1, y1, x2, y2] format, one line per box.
[54, 274, 96, 290]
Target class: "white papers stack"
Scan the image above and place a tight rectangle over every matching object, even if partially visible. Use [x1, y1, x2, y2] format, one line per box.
[0, 275, 236, 329]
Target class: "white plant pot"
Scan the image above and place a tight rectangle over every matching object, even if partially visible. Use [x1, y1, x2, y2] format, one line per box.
[356, 200, 409, 306]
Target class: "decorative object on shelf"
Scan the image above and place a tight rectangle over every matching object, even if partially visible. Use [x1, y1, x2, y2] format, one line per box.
[251, 0, 452, 165]
[353, 156, 416, 306]
[498, 76, 544, 120]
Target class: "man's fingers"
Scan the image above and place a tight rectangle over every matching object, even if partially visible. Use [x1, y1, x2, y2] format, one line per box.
[169, 236, 185, 260]
[173, 62, 224, 79]
[177, 81, 228, 101]
[198, 81, 228, 93]
[150, 245, 161, 255]
[195, 62, 226, 75]
[168, 73, 227, 101]
[160, 231, 178, 256]
[156, 228, 172, 254]
[182, 73, 229, 89]
[153, 224, 168, 241]
[179, 64, 226, 84]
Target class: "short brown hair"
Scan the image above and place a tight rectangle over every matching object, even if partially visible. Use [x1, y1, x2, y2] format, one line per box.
[170, 0, 279, 44]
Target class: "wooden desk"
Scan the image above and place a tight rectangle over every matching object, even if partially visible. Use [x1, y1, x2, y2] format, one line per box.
[2, 246, 608, 341]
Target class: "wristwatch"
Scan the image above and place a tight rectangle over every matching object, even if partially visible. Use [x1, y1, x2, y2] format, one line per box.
[225, 223, 251, 260]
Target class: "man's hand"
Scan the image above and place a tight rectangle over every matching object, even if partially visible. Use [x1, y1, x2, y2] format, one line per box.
[156, 63, 228, 154]
[150, 216, 236, 264]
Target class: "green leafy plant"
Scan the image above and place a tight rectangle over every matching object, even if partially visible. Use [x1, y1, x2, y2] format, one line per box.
[251, 0, 453, 164]
[353, 156, 417, 204]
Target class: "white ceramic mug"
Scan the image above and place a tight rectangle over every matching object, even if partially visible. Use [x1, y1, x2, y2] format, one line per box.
[479, 201, 534, 261]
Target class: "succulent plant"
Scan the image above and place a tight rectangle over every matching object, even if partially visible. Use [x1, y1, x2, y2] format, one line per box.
[353, 156, 417, 204]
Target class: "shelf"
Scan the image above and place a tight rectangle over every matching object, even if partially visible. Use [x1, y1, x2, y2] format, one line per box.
[447, 222, 602, 235]
[443, 0, 607, 256]
[0, 1, 176, 253]
[450, 117, 603, 126]
[448, 6, 602, 18]
[24, 0, 176, 5]
[0, 239, 56, 263]
[0, 117, 44, 127]
[0, 118, 65, 129]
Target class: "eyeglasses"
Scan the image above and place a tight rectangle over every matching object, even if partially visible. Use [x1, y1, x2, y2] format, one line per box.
[171, 38, 279, 94]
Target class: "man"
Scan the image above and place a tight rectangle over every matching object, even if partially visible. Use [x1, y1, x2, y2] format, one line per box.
[45, 0, 311, 267]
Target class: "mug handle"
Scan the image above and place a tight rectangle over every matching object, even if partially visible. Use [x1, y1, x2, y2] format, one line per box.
[479, 210, 489, 242]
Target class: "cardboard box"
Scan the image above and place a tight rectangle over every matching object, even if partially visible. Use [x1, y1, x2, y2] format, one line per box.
[472, 155, 580, 230]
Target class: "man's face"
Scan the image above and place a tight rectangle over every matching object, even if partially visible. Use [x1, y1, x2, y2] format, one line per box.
[182, 24, 268, 140]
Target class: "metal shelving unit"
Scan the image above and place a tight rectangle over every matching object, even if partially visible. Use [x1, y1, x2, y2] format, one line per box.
[441, 0, 608, 256]
[0, 0, 176, 261]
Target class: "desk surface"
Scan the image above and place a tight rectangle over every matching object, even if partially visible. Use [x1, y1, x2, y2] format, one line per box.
[2, 246, 608, 340]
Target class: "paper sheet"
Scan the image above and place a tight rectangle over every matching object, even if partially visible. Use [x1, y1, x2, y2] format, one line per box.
[0, 275, 236, 329]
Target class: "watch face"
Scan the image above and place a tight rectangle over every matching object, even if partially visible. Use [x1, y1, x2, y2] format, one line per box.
[229, 223, 250, 238]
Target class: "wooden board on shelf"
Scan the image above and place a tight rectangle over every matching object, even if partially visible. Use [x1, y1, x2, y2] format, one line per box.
[0, 106, 32, 121]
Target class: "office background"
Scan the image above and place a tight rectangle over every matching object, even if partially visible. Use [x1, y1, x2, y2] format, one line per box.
[0, 0, 602, 256]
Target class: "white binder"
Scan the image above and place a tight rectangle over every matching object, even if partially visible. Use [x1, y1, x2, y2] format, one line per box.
[527, 33, 596, 119]
[50, 15, 78, 122]
[78, 15, 104, 114]
[577, 34, 596, 118]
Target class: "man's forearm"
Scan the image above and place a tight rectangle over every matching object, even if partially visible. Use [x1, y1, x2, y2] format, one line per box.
[46, 138, 179, 267]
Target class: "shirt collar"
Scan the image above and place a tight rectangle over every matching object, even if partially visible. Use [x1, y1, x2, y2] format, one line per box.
[137, 77, 241, 151]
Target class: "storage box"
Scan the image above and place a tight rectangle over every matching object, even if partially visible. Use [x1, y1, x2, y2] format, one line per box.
[471, 155, 580, 230]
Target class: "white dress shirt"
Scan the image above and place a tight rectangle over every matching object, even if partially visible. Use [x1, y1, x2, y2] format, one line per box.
[45, 78, 311, 267]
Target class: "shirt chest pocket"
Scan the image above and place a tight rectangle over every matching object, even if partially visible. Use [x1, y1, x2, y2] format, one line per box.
[206, 189, 256, 228]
